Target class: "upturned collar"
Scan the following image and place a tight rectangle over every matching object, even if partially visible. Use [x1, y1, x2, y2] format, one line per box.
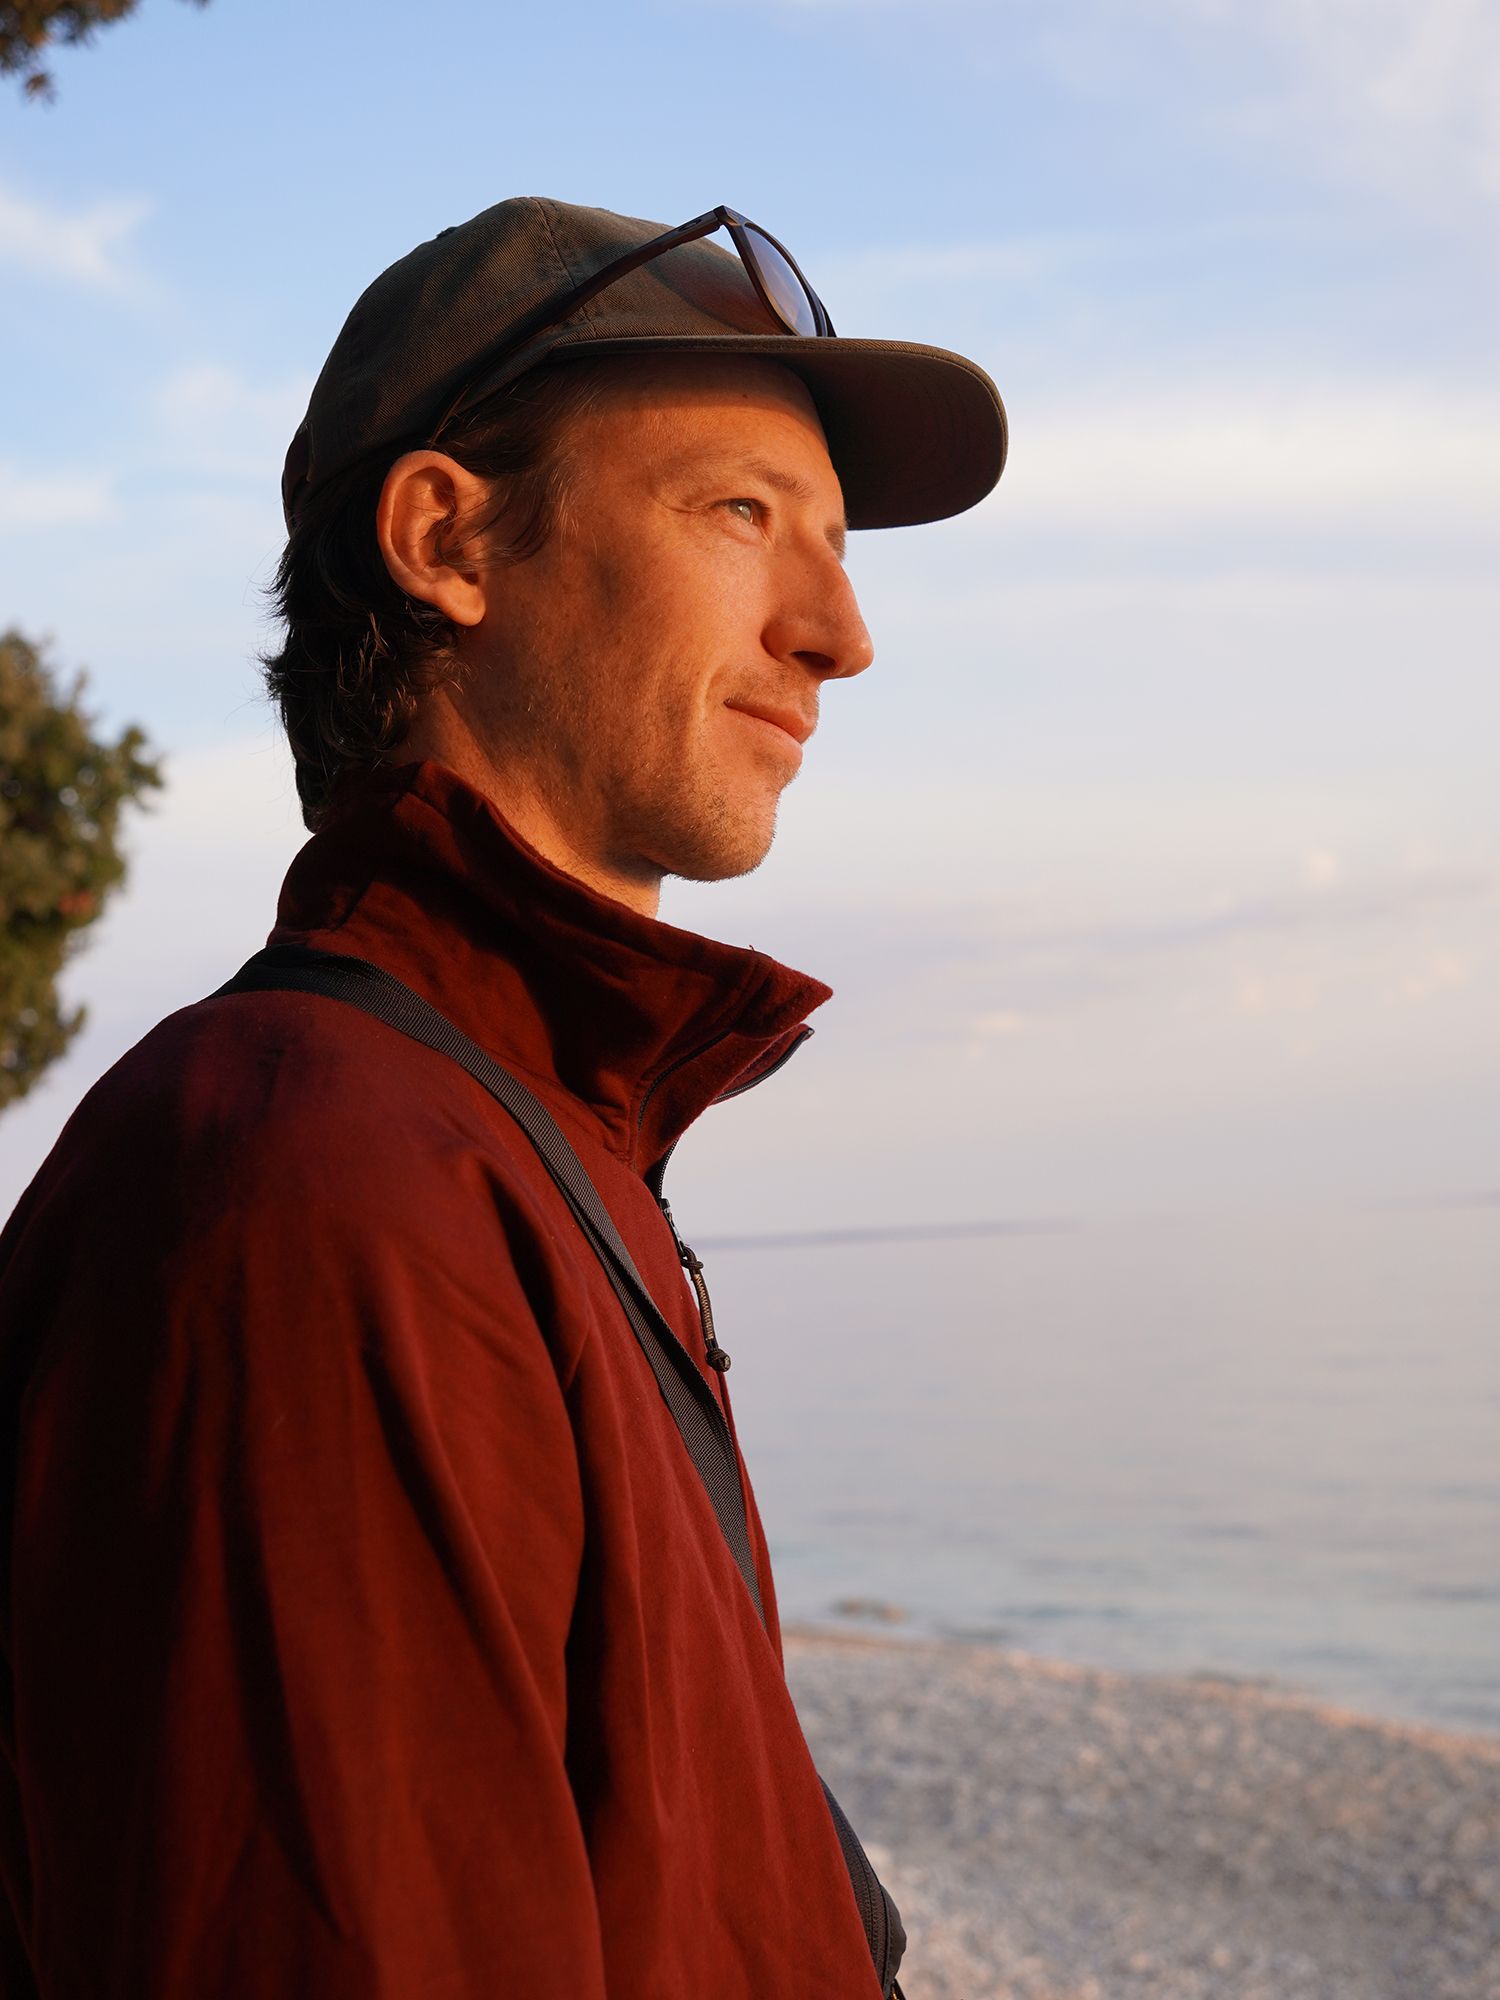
[269, 760, 831, 1173]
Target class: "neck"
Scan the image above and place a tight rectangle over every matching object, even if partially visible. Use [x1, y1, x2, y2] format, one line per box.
[393, 700, 663, 919]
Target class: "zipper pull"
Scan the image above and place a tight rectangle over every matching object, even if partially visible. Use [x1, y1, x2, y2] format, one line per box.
[679, 1240, 732, 1373]
[657, 1193, 732, 1373]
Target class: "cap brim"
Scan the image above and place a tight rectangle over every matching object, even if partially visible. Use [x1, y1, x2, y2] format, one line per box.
[536, 333, 1007, 531]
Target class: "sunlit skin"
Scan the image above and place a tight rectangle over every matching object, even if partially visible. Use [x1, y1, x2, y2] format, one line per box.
[381, 358, 874, 916]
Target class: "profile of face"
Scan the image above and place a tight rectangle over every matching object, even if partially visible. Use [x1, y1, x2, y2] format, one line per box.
[381, 357, 875, 914]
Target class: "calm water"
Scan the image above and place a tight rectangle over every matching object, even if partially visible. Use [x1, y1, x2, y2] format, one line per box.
[702, 1207, 1500, 1736]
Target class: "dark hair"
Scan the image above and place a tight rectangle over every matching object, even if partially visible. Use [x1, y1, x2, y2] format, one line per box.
[261, 361, 614, 829]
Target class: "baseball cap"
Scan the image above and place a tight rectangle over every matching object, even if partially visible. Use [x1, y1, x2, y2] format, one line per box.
[282, 196, 1008, 534]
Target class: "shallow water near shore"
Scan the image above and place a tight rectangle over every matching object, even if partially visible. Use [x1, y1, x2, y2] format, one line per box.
[699, 1204, 1500, 1735]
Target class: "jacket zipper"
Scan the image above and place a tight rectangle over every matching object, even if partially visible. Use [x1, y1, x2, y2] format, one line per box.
[656, 1191, 732, 1372]
[644, 1028, 901, 1995]
[708, 1024, 812, 1105]
[642, 1025, 812, 1378]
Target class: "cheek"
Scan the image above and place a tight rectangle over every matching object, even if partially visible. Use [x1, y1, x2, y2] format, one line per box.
[611, 566, 751, 701]
[529, 518, 768, 744]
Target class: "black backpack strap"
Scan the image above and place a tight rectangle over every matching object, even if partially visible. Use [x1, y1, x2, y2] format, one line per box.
[214, 943, 904, 1996]
[218, 944, 763, 1615]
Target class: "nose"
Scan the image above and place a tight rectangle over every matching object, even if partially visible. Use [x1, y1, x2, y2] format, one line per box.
[763, 544, 875, 684]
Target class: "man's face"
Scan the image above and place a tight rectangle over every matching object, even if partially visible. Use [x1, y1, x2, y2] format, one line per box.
[449, 357, 874, 897]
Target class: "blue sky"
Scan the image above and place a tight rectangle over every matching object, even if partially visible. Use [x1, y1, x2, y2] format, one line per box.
[2, 0, 1497, 1226]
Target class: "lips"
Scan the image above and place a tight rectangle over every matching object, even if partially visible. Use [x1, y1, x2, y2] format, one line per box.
[726, 701, 816, 747]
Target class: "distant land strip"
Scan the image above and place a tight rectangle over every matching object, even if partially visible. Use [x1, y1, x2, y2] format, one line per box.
[1363, 1190, 1500, 1213]
[694, 1217, 1076, 1253]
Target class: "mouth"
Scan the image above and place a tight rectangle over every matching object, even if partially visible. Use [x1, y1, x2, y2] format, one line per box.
[726, 701, 815, 759]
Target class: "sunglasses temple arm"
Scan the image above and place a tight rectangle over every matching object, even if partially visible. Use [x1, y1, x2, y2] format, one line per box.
[430, 211, 731, 438]
[545, 208, 726, 328]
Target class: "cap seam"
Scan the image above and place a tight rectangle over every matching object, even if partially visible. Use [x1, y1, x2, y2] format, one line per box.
[533, 199, 604, 345]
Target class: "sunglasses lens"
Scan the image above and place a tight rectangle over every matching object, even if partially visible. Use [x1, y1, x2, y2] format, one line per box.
[741, 225, 821, 336]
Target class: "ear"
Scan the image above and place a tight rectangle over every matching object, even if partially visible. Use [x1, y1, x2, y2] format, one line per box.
[375, 450, 495, 627]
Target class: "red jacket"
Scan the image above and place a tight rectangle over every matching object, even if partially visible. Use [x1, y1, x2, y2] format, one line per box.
[0, 760, 884, 1998]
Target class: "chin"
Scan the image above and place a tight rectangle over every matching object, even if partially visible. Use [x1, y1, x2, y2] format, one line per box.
[668, 853, 771, 887]
[655, 796, 781, 885]
[664, 830, 777, 885]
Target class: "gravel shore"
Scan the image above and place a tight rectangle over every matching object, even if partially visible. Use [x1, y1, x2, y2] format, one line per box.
[785, 1629, 1500, 2000]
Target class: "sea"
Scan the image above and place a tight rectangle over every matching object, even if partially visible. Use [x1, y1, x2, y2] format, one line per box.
[699, 1204, 1500, 1737]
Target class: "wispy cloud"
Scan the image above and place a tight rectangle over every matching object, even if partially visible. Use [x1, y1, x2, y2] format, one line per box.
[673, 815, 1500, 1212]
[770, 0, 1500, 213]
[996, 378, 1500, 538]
[822, 214, 1297, 300]
[823, 235, 1103, 293]
[0, 181, 151, 292]
[747, 856, 1500, 1032]
[983, 860, 1500, 990]
[1161, 0, 1500, 211]
[153, 363, 313, 480]
[0, 461, 113, 530]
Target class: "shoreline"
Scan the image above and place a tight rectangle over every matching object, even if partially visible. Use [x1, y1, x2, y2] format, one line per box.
[784, 1618, 1500, 1751]
[784, 1627, 1500, 2000]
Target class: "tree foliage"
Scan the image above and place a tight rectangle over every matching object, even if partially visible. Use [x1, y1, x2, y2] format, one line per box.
[0, 630, 161, 1113]
[1, 0, 207, 99]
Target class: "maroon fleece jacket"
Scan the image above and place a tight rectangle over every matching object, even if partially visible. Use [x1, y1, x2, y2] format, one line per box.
[0, 760, 883, 1998]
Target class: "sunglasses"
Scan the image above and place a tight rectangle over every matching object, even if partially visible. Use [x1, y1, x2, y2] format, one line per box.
[432, 205, 835, 438]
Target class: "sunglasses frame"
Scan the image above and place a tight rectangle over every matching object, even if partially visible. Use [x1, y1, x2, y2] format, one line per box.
[430, 204, 835, 442]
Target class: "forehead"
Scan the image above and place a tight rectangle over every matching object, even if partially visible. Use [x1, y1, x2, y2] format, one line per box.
[577, 354, 830, 455]
[566, 356, 844, 543]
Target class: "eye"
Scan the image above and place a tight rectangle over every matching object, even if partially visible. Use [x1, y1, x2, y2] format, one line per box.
[722, 498, 760, 525]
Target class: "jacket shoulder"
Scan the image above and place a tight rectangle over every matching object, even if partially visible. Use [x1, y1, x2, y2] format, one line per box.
[37, 986, 537, 1206]
[0, 987, 588, 1380]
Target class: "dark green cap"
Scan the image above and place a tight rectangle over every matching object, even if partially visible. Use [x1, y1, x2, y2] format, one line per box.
[282, 195, 1008, 534]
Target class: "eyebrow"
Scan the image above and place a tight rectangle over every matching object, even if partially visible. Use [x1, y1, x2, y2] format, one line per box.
[675, 449, 849, 561]
[740, 455, 849, 561]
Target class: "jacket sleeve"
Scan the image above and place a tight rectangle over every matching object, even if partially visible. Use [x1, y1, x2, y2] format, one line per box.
[5, 1084, 606, 2000]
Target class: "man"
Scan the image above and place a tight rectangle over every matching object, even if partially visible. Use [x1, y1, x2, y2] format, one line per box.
[0, 199, 1005, 1997]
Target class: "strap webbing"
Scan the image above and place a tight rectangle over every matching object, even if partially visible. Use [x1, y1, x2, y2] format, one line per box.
[213, 943, 902, 1995]
[217, 945, 763, 1614]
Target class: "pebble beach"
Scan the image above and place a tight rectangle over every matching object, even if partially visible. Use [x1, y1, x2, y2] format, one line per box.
[786, 1629, 1500, 2000]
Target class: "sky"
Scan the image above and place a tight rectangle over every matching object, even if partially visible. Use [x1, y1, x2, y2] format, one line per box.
[2, 0, 1497, 1231]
